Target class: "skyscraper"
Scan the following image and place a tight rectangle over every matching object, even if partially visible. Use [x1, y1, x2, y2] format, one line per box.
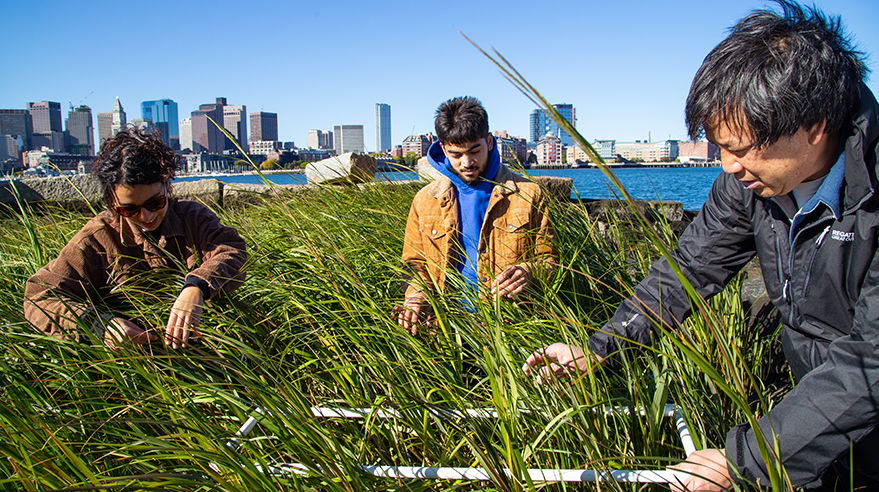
[333, 125, 364, 154]
[65, 105, 94, 156]
[141, 99, 179, 149]
[223, 104, 247, 151]
[179, 118, 192, 152]
[250, 112, 278, 142]
[28, 101, 64, 152]
[375, 103, 391, 153]
[27, 101, 62, 133]
[0, 109, 32, 151]
[529, 104, 576, 146]
[191, 98, 225, 154]
[97, 97, 127, 148]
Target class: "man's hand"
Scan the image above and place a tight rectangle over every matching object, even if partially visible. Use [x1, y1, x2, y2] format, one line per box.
[166, 286, 204, 349]
[670, 449, 733, 492]
[394, 294, 431, 335]
[104, 317, 155, 351]
[491, 265, 531, 298]
[522, 343, 603, 384]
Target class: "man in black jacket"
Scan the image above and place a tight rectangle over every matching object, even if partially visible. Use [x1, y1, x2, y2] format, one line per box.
[524, 1, 878, 490]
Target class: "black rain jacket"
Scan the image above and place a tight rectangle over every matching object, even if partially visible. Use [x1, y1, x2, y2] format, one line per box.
[588, 83, 879, 487]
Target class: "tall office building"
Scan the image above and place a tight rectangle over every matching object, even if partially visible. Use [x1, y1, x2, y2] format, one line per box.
[28, 101, 64, 152]
[191, 98, 225, 153]
[0, 109, 32, 151]
[529, 104, 576, 146]
[27, 101, 62, 133]
[250, 112, 278, 142]
[65, 105, 95, 156]
[223, 104, 247, 151]
[141, 99, 179, 149]
[333, 125, 364, 154]
[375, 103, 391, 152]
[179, 118, 192, 152]
[97, 97, 127, 148]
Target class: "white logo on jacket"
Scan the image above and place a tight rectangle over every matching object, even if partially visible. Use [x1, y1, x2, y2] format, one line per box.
[831, 230, 855, 242]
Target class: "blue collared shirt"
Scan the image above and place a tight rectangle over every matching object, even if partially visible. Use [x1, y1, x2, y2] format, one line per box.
[790, 149, 846, 242]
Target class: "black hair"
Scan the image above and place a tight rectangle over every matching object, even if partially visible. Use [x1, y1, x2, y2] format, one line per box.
[92, 127, 180, 212]
[685, 0, 868, 146]
[434, 96, 490, 144]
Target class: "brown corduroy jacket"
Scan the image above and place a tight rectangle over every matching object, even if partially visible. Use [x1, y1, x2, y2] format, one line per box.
[24, 199, 247, 340]
[401, 164, 557, 298]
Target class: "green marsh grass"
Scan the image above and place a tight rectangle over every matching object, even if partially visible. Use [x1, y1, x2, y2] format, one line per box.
[0, 167, 786, 490]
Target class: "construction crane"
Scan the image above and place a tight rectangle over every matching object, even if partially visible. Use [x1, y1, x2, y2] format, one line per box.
[69, 91, 94, 111]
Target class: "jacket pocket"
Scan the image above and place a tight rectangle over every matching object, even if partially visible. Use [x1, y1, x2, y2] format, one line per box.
[490, 212, 531, 267]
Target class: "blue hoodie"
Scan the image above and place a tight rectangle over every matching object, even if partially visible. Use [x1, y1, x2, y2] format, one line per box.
[426, 136, 501, 292]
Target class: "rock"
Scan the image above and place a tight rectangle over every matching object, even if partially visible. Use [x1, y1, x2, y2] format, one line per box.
[416, 156, 440, 181]
[173, 179, 223, 207]
[306, 152, 376, 185]
[582, 198, 684, 223]
[0, 175, 101, 205]
[531, 176, 573, 202]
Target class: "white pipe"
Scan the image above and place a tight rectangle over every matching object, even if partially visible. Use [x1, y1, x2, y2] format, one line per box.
[224, 404, 697, 483]
[253, 463, 690, 483]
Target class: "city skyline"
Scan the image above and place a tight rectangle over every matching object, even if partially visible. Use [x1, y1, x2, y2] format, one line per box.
[1, 0, 877, 152]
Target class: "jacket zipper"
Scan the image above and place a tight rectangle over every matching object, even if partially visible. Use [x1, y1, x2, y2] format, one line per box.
[802, 225, 832, 296]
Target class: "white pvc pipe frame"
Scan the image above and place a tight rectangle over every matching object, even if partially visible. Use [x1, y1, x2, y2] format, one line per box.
[224, 403, 697, 483]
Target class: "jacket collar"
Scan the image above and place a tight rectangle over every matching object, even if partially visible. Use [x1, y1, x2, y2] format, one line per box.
[427, 164, 520, 200]
[842, 83, 879, 214]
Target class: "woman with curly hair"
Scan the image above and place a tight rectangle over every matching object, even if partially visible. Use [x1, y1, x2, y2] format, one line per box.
[24, 128, 247, 350]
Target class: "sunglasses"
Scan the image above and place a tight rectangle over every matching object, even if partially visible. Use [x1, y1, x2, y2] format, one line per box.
[115, 188, 168, 217]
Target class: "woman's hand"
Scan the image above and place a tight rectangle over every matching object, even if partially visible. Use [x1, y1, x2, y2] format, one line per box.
[166, 286, 204, 349]
[104, 317, 155, 351]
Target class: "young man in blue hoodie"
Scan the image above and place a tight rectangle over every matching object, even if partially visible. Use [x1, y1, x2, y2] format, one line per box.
[397, 96, 557, 334]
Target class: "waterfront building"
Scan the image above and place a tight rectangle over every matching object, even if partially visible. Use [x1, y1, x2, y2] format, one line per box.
[333, 125, 364, 154]
[223, 104, 247, 151]
[401, 133, 436, 158]
[615, 139, 679, 162]
[593, 140, 617, 161]
[298, 149, 332, 162]
[141, 99, 179, 149]
[179, 118, 192, 152]
[493, 130, 527, 165]
[24, 148, 96, 172]
[678, 141, 719, 163]
[97, 97, 127, 149]
[535, 133, 563, 167]
[566, 144, 591, 165]
[249, 140, 284, 155]
[0, 109, 32, 151]
[251, 112, 278, 142]
[190, 98, 225, 154]
[375, 103, 391, 153]
[391, 145, 402, 158]
[65, 105, 94, 156]
[529, 104, 576, 146]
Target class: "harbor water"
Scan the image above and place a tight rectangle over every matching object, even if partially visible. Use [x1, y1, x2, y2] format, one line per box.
[179, 166, 723, 212]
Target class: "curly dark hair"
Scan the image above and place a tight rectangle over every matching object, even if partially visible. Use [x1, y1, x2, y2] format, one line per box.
[93, 127, 180, 211]
[685, 0, 868, 146]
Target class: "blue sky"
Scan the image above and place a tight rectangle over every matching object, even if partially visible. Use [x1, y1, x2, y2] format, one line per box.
[2, 0, 877, 150]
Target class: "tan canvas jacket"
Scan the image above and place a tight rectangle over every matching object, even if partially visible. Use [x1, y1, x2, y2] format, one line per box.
[24, 199, 247, 339]
[401, 164, 557, 298]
